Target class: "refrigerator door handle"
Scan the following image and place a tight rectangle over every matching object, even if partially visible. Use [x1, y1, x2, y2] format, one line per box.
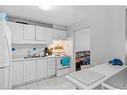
[0, 66, 6, 69]
[4, 36, 11, 60]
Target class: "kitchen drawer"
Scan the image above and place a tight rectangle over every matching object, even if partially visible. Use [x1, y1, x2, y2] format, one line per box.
[48, 65, 55, 69]
[47, 57, 55, 62]
[48, 64, 55, 68]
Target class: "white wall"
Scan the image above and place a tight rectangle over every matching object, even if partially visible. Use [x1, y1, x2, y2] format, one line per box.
[67, 6, 125, 66]
[75, 28, 90, 51]
[109, 7, 125, 64]
[0, 22, 4, 66]
[125, 10, 127, 63]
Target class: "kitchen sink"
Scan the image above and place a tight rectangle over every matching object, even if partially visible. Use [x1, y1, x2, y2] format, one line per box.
[24, 55, 46, 59]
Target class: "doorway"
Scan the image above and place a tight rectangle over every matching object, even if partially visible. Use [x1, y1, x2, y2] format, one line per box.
[74, 27, 90, 71]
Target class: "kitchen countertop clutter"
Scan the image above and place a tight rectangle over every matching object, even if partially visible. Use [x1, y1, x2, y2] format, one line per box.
[12, 55, 67, 62]
[12, 55, 57, 62]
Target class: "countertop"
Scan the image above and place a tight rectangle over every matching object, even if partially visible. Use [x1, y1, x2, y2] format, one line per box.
[65, 63, 127, 89]
[12, 55, 68, 62]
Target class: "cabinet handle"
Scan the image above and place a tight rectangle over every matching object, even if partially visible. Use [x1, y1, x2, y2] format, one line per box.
[0, 67, 6, 69]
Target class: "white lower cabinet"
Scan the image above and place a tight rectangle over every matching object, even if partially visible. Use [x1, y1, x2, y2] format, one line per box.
[47, 58, 56, 76]
[37, 59, 47, 79]
[24, 60, 36, 82]
[12, 57, 56, 87]
[12, 61, 23, 86]
[0, 67, 9, 89]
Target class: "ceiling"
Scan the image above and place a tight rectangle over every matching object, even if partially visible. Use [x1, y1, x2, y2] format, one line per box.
[0, 6, 95, 26]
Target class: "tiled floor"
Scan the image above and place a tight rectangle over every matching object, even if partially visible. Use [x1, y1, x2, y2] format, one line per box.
[13, 76, 77, 90]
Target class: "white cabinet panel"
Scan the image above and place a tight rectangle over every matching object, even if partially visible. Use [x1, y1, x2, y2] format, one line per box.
[7, 22, 23, 43]
[0, 68, 5, 89]
[23, 25, 35, 40]
[24, 61, 36, 82]
[11, 57, 57, 86]
[0, 67, 9, 89]
[37, 59, 47, 79]
[7, 22, 67, 44]
[12, 61, 23, 85]
[60, 30, 66, 39]
[36, 26, 54, 44]
[47, 58, 56, 76]
[53, 29, 66, 40]
[46, 28, 53, 44]
[35, 26, 46, 41]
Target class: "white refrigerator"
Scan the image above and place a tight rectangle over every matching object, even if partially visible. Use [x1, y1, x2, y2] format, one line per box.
[0, 21, 11, 89]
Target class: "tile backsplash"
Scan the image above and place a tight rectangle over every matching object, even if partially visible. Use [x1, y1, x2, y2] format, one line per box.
[12, 44, 46, 59]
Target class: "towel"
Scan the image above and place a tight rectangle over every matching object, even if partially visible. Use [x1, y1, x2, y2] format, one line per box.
[61, 56, 70, 67]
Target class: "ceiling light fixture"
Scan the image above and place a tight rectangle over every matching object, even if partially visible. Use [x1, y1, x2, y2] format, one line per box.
[38, 5, 51, 10]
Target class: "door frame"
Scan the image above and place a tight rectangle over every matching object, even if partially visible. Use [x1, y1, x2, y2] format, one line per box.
[73, 26, 91, 71]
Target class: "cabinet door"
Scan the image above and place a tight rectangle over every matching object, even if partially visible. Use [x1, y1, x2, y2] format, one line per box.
[46, 28, 53, 44]
[47, 58, 56, 76]
[23, 25, 35, 40]
[12, 61, 23, 85]
[0, 67, 9, 89]
[24, 61, 36, 82]
[53, 29, 66, 40]
[60, 30, 66, 39]
[37, 59, 47, 79]
[35, 26, 46, 41]
[7, 22, 23, 43]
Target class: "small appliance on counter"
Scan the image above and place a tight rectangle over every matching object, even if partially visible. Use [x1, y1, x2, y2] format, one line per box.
[44, 46, 49, 56]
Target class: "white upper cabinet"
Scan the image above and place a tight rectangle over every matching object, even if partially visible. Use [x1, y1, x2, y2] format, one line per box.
[23, 24, 35, 40]
[46, 28, 53, 44]
[53, 29, 66, 40]
[35, 26, 54, 44]
[7, 22, 23, 44]
[7, 22, 66, 44]
[35, 26, 46, 41]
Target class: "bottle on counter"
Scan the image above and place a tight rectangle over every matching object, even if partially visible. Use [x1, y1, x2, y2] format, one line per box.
[27, 50, 31, 58]
[44, 46, 48, 56]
